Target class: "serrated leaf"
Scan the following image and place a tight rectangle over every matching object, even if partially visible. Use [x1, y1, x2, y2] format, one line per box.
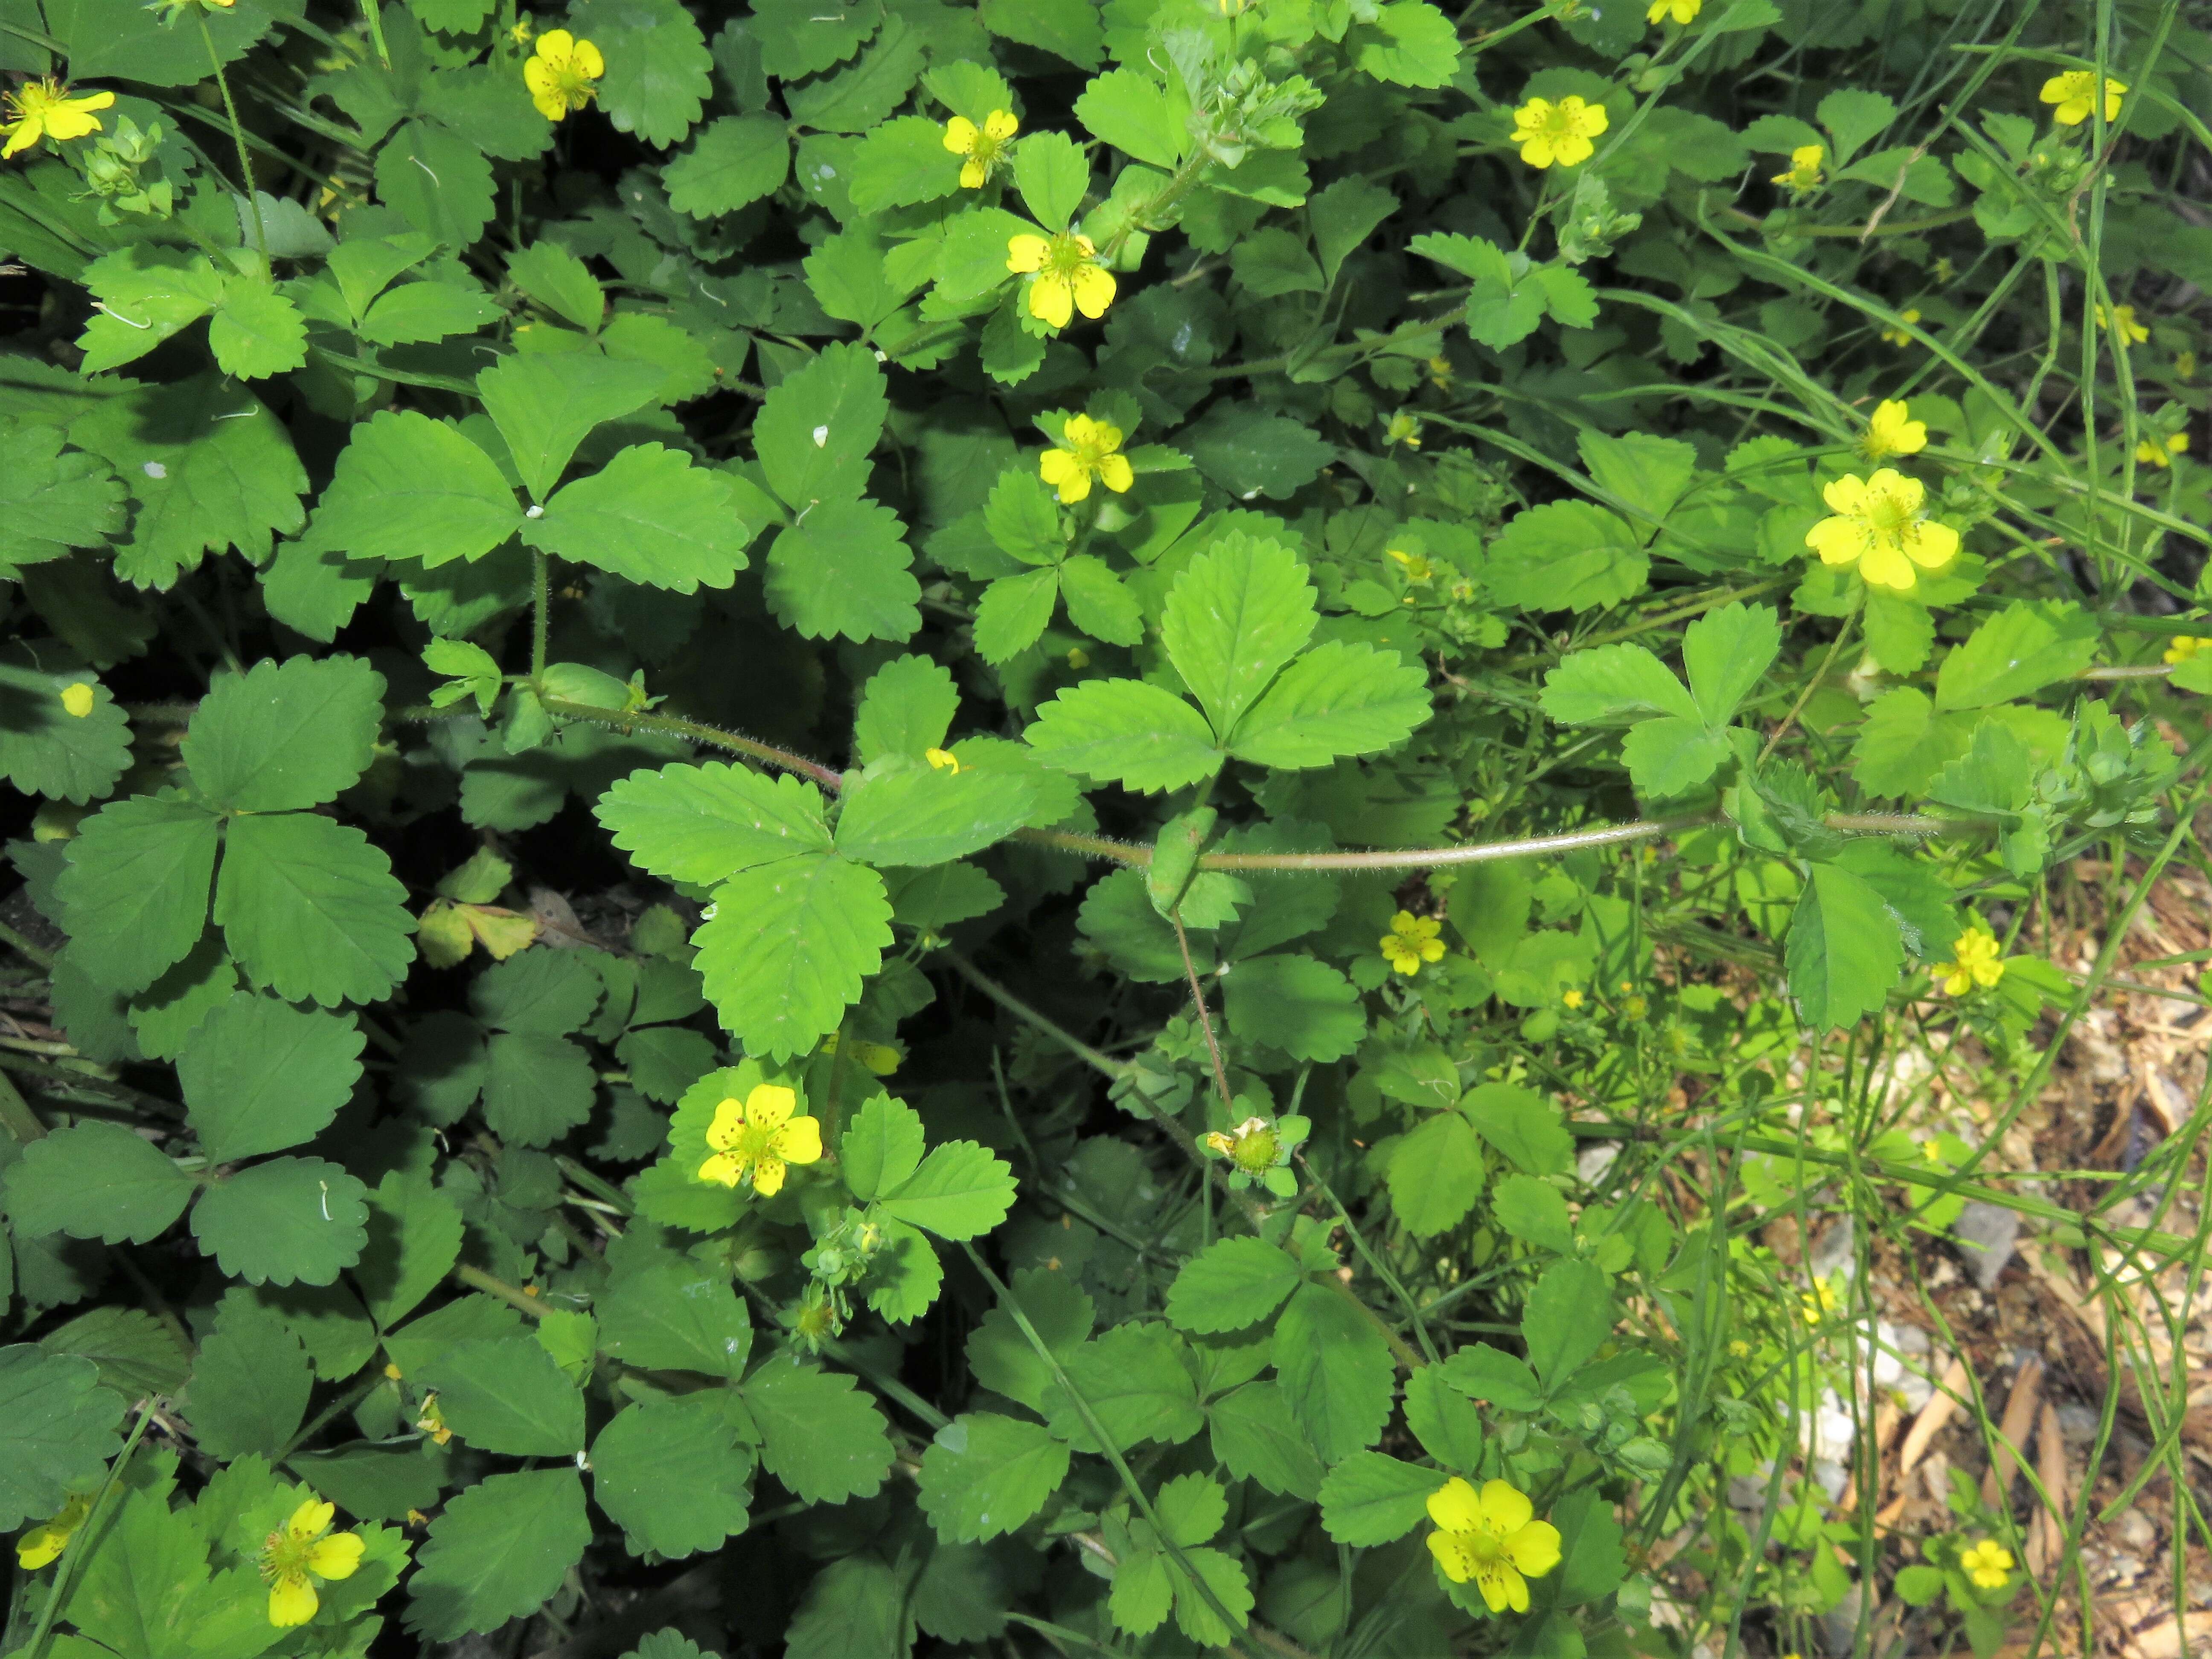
[967, 1267, 1094, 1413]
[2, 1120, 192, 1245]
[1522, 1258, 1613, 1393]
[598, 761, 831, 885]
[1403, 1364, 1485, 1469]
[1785, 862, 1906, 1030]
[916, 1412, 1069, 1543]
[853, 655, 958, 764]
[1817, 87, 1896, 166]
[359, 278, 504, 346]
[1222, 953, 1365, 1062]
[475, 353, 666, 503]
[1206, 1380, 1323, 1499]
[785, 15, 923, 132]
[1354, 0, 1460, 87]
[1024, 678, 1221, 793]
[695, 856, 891, 1059]
[1160, 533, 1316, 736]
[1385, 1111, 1484, 1236]
[1580, 430, 1699, 528]
[754, 342, 888, 509]
[483, 1030, 597, 1147]
[1441, 1343, 1543, 1410]
[0, 650, 131, 804]
[1484, 501, 1648, 614]
[405, 1469, 591, 1641]
[1012, 129, 1089, 231]
[973, 569, 1061, 664]
[664, 114, 791, 217]
[1228, 642, 1431, 768]
[55, 791, 220, 994]
[743, 1360, 894, 1503]
[1165, 1237, 1301, 1333]
[186, 1293, 309, 1459]
[833, 764, 1037, 867]
[190, 1156, 369, 1287]
[297, 410, 521, 568]
[356, 1168, 466, 1329]
[508, 243, 603, 331]
[1044, 1324, 1204, 1453]
[1317, 1450, 1437, 1545]
[523, 443, 753, 593]
[1075, 67, 1185, 171]
[878, 1141, 1016, 1240]
[1541, 643, 1697, 725]
[568, 0, 711, 146]
[1272, 1282, 1394, 1462]
[0, 421, 126, 568]
[39, 1307, 190, 1399]
[182, 654, 384, 812]
[1461, 1082, 1575, 1176]
[0, 1347, 122, 1531]
[1183, 405, 1333, 501]
[207, 277, 308, 380]
[597, 1261, 753, 1378]
[1682, 602, 1783, 725]
[178, 994, 364, 1164]
[1933, 600, 2100, 710]
[215, 812, 415, 1007]
[1850, 688, 1973, 797]
[840, 1092, 926, 1202]
[1621, 716, 1732, 797]
[419, 1337, 583, 1455]
[592, 1396, 753, 1557]
[764, 498, 920, 643]
[376, 119, 496, 248]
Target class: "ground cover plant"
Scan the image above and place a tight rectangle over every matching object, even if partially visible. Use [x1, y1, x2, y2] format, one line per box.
[0, 0, 2209, 1654]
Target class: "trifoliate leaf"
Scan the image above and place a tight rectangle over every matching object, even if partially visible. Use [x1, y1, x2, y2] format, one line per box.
[0, 421, 126, 570]
[592, 1397, 754, 1558]
[1272, 1283, 1394, 1462]
[207, 276, 309, 381]
[1850, 687, 1973, 797]
[182, 653, 385, 812]
[405, 1469, 591, 1641]
[763, 498, 920, 643]
[916, 1413, 1070, 1543]
[375, 119, 497, 249]
[418, 1337, 584, 1455]
[474, 354, 667, 503]
[1784, 861, 1905, 1031]
[833, 764, 1037, 867]
[53, 792, 219, 995]
[1159, 533, 1316, 736]
[1228, 643, 1430, 770]
[215, 812, 415, 1008]
[597, 1260, 753, 1379]
[1222, 953, 1365, 1062]
[0, 1348, 121, 1531]
[190, 1156, 370, 1287]
[570, 0, 713, 147]
[1484, 501, 1648, 614]
[185, 1292, 310, 1459]
[694, 855, 892, 1059]
[0, 649, 130, 803]
[1166, 1237, 1302, 1334]
[1620, 717, 1732, 798]
[523, 443, 755, 593]
[1, 1120, 193, 1245]
[742, 1360, 894, 1504]
[876, 1141, 1017, 1240]
[178, 994, 364, 1164]
[1025, 678, 1222, 793]
[297, 411, 521, 568]
[973, 569, 1061, 664]
[753, 342, 888, 509]
[1316, 1450, 1438, 1545]
[598, 762, 831, 885]
[1043, 1324, 1204, 1453]
[664, 114, 791, 217]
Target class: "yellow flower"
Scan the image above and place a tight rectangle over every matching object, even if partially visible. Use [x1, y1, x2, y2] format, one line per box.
[699, 1083, 822, 1196]
[1510, 96, 1608, 169]
[1038, 413, 1133, 503]
[59, 682, 96, 718]
[1804, 468, 1959, 591]
[510, 15, 534, 44]
[925, 747, 961, 773]
[1800, 1280, 1840, 1324]
[1383, 410, 1422, 449]
[2162, 635, 2212, 665]
[524, 29, 602, 123]
[1647, 0, 1700, 22]
[1932, 925, 2005, 995]
[1, 78, 116, 160]
[943, 109, 1018, 189]
[1562, 987, 1585, 1010]
[2137, 433, 2188, 469]
[1379, 910, 1446, 976]
[259, 1499, 364, 1628]
[415, 1394, 451, 1445]
[1858, 398, 1927, 462]
[1426, 354, 1453, 390]
[2040, 70, 2124, 126]
[1006, 229, 1115, 329]
[17, 1493, 92, 1570]
[1880, 308, 1922, 346]
[1771, 143, 1824, 192]
[1960, 1537, 2014, 1589]
[2096, 303, 2148, 345]
[1425, 1478, 1562, 1612]
[1388, 548, 1434, 584]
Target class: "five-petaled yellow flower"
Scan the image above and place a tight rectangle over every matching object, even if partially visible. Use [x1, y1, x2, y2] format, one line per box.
[1379, 911, 1446, 976]
[1426, 1478, 1562, 1612]
[1039, 413, 1133, 503]
[925, 747, 961, 772]
[1007, 229, 1115, 329]
[2096, 303, 2148, 345]
[1562, 987, 1585, 1010]
[2137, 433, 2188, 469]
[2162, 635, 2211, 664]
[2040, 71, 2124, 126]
[1647, 0, 1700, 22]
[1, 78, 116, 160]
[1933, 926, 2005, 995]
[259, 1499, 364, 1627]
[1858, 398, 1927, 462]
[1960, 1537, 2014, 1589]
[59, 682, 96, 718]
[524, 29, 602, 123]
[1772, 143, 1824, 193]
[1510, 95, 1608, 169]
[1805, 469, 1959, 591]
[510, 15, 535, 44]
[699, 1083, 822, 1196]
[943, 109, 1018, 189]
[1880, 308, 1921, 346]
[17, 1493, 91, 1569]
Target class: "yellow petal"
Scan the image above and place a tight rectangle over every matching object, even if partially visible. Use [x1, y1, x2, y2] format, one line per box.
[745, 1083, 796, 1130]
[1519, 137, 1556, 169]
[698, 1150, 747, 1187]
[536, 27, 573, 57]
[959, 157, 987, 188]
[1006, 233, 1050, 274]
[1474, 1563, 1515, 1612]
[1857, 542, 1917, 591]
[571, 38, 604, 78]
[752, 1155, 786, 1197]
[17, 1526, 66, 1570]
[1426, 1528, 1476, 1583]
[1062, 413, 1100, 446]
[288, 1499, 335, 1541]
[531, 91, 567, 121]
[269, 1574, 320, 1628]
[768, 1114, 822, 1165]
[525, 59, 558, 95]
[1902, 519, 1959, 569]
[308, 1532, 365, 1581]
[984, 110, 1019, 141]
[1805, 517, 1865, 568]
[1097, 454, 1134, 493]
[1477, 1480, 1534, 1536]
[1071, 262, 1116, 319]
[1038, 449, 1080, 488]
[943, 115, 978, 155]
[1506, 1519, 1563, 1578]
[1869, 468, 1921, 510]
[2, 121, 41, 159]
[705, 1095, 748, 1152]
[60, 683, 95, 718]
[1426, 1477, 1483, 1534]
[1819, 473, 1868, 515]
[1028, 273, 1074, 329]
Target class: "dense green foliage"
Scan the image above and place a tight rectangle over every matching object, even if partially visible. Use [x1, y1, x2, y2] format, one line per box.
[0, 0, 2207, 1655]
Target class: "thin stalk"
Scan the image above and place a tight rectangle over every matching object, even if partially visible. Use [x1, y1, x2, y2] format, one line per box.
[198, 12, 266, 260]
[24, 1403, 155, 1659]
[0, 918, 55, 970]
[1169, 913, 1237, 1120]
[0, 1066, 46, 1143]
[530, 553, 550, 684]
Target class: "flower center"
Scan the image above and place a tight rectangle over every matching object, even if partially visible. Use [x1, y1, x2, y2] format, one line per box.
[734, 1120, 780, 1163]
[260, 1531, 314, 1584]
[1863, 492, 1915, 539]
[1229, 1127, 1279, 1173]
[1045, 233, 1095, 279]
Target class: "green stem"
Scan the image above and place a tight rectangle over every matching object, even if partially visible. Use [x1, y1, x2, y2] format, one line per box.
[530, 553, 550, 685]
[0, 918, 56, 970]
[25, 1403, 155, 1659]
[941, 952, 1129, 1081]
[536, 699, 844, 790]
[358, 0, 390, 65]
[0, 1067, 46, 1142]
[198, 11, 266, 260]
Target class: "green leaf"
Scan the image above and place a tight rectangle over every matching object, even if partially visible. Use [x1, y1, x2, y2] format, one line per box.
[178, 994, 364, 1164]
[1045, 1324, 1204, 1453]
[847, 115, 964, 214]
[190, 1156, 370, 1287]
[298, 410, 520, 569]
[523, 444, 754, 593]
[359, 279, 505, 346]
[1160, 533, 1316, 736]
[1307, 177, 1397, 285]
[1817, 87, 1896, 166]
[1833, 841, 1958, 961]
[475, 354, 667, 503]
[597, 1260, 753, 1378]
[1183, 405, 1334, 501]
[917, 1412, 1070, 1542]
[1025, 678, 1221, 793]
[743, 1360, 894, 1503]
[754, 342, 888, 509]
[0, 421, 125, 569]
[55, 791, 220, 994]
[1785, 861, 1906, 1031]
[784, 15, 923, 132]
[591, 1397, 753, 1557]
[376, 119, 497, 248]
[1485, 502, 1648, 614]
[1222, 953, 1365, 1062]
[0, 652, 129, 805]
[973, 569, 1061, 664]
[482, 1031, 597, 1147]
[1385, 1111, 1485, 1237]
[568, 0, 711, 147]
[405, 1469, 591, 1641]
[840, 1092, 926, 1202]
[1580, 430, 1699, 528]
[1057, 555, 1144, 646]
[186, 1293, 309, 1460]
[1621, 716, 1732, 797]
[215, 812, 415, 1008]
[356, 1169, 466, 1329]
[878, 1141, 1017, 1240]
[597, 762, 831, 885]
[1541, 643, 1696, 726]
[1522, 1258, 1614, 1395]
[1403, 1364, 1485, 1469]
[1933, 600, 2100, 710]
[1110, 1549, 1173, 1637]
[834, 763, 1037, 867]
[207, 276, 308, 380]
[1441, 1343, 1543, 1410]
[74, 246, 223, 374]
[1075, 68, 1184, 171]
[1461, 1081, 1575, 1175]
[1012, 130, 1089, 231]
[1317, 1450, 1439, 1545]
[1272, 1283, 1394, 1462]
[54, 1484, 207, 1657]
[1206, 1381, 1324, 1499]
[508, 243, 604, 332]
[182, 654, 384, 813]
[1228, 642, 1431, 769]
[1682, 602, 1783, 725]
[474, 949, 603, 1034]
[39, 1307, 190, 1400]
[978, 0, 1102, 67]
[1167, 1237, 1301, 1334]
[764, 498, 920, 643]
[967, 1267, 1094, 1413]
[1353, 0, 1460, 86]
[1850, 687, 1972, 796]
[664, 114, 791, 217]
[695, 856, 891, 1059]
[751, 0, 874, 76]
[0, 1353, 120, 1564]
[853, 655, 958, 764]
[804, 226, 926, 333]
[2, 1119, 193, 1245]
[1548, 1486, 1630, 1606]
[419, 1337, 584, 1455]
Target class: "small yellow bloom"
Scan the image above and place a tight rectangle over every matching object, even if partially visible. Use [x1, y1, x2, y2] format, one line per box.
[1388, 548, 1434, 584]
[1425, 1478, 1562, 1612]
[1771, 143, 1824, 193]
[510, 15, 534, 44]
[2096, 303, 2148, 345]
[1858, 398, 1927, 462]
[1007, 229, 1115, 329]
[2040, 70, 2124, 126]
[2137, 433, 2188, 469]
[2162, 635, 2212, 665]
[415, 1394, 451, 1446]
[1647, 0, 1700, 22]
[1383, 410, 1422, 449]
[925, 747, 961, 773]
[699, 1083, 822, 1196]
[524, 29, 602, 123]
[382, 1362, 402, 1380]
[16, 1493, 92, 1570]
[1880, 309, 1922, 346]
[1038, 413, 1133, 503]
[1561, 987, 1585, 1010]
[1960, 1537, 2014, 1589]
[1067, 646, 1090, 669]
[1426, 354, 1453, 390]
[1, 78, 116, 159]
[259, 1499, 364, 1628]
[1932, 925, 2005, 996]
[1800, 1280, 1840, 1324]
[1379, 910, 1446, 976]
[59, 682, 96, 718]
[1805, 469, 1958, 591]
[2177, 349, 2197, 381]
[943, 109, 1018, 189]
[1510, 95, 1608, 169]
